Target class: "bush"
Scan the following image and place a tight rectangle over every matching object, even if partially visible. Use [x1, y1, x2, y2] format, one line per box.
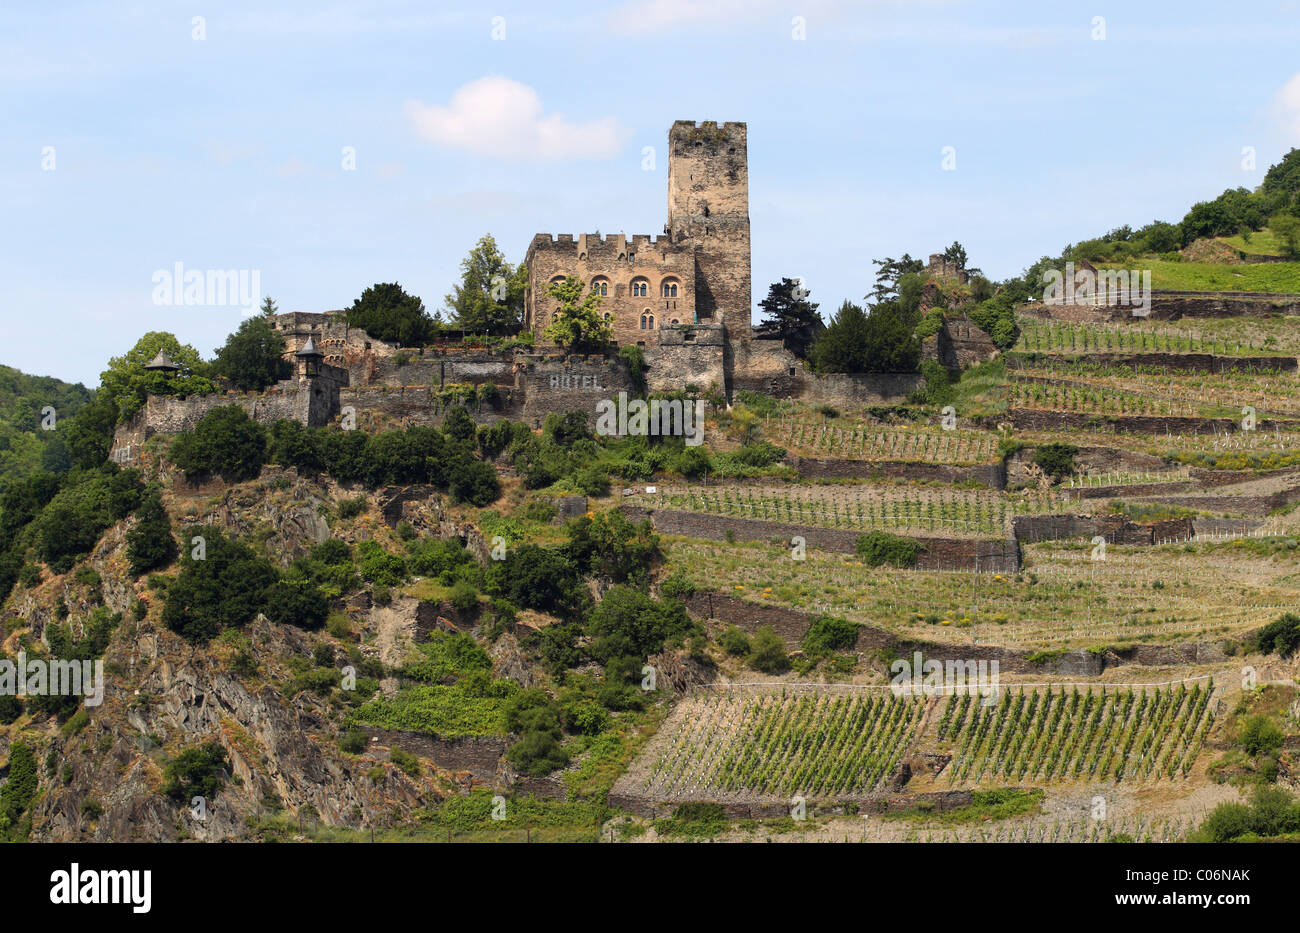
[748, 625, 789, 673]
[855, 531, 922, 568]
[448, 455, 501, 506]
[339, 729, 368, 754]
[1032, 442, 1078, 480]
[210, 316, 291, 391]
[586, 586, 693, 668]
[505, 689, 569, 777]
[718, 626, 752, 657]
[1253, 613, 1300, 657]
[1240, 714, 1285, 758]
[389, 746, 421, 778]
[802, 615, 858, 655]
[263, 579, 328, 630]
[162, 741, 229, 801]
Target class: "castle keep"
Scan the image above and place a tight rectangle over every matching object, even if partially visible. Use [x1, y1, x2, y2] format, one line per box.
[524, 121, 752, 353]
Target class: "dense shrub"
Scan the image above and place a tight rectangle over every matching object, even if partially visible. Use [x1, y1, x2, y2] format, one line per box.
[748, 626, 789, 673]
[802, 615, 859, 655]
[28, 466, 143, 573]
[1032, 442, 1078, 479]
[162, 741, 229, 801]
[1253, 613, 1300, 658]
[161, 527, 280, 642]
[505, 689, 569, 777]
[169, 406, 267, 481]
[563, 510, 659, 587]
[263, 579, 328, 630]
[586, 586, 694, 669]
[855, 531, 922, 568]
[486, 544, 588, 620]
[126, 485, 176, 576]
[210, 316, 291, 391]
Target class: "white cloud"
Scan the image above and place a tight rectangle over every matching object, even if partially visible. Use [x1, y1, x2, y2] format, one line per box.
[1273, 72, 1300, 142]
[404, 77, 628, 161]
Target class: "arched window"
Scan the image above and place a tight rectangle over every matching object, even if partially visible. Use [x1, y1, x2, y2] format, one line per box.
[551, 311, 560, 322]
[630, 278, 649, 298]
[670, 318, 679, 325]
[661, 279, 679, 298]
[603, 312, 611, 321]
[641, 311, 656, 330]
[592, 277, 609, 297]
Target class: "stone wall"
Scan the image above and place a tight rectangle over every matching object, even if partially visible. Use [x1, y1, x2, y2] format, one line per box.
[359, 729, 506, 784]
[109, 376, 340, 464]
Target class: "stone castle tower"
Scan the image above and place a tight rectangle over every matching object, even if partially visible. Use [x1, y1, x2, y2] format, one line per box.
[523, 120, 752, 354]
[665, 120, 751, 344]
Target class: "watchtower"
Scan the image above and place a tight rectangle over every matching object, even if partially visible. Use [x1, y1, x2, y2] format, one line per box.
[665, 121, 751, 340]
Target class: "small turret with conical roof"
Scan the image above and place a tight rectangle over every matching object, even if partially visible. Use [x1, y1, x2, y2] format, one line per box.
[143, 349, 180, 374]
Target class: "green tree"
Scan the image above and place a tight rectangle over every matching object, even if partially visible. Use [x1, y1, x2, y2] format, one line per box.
[99, 332, 216, 423]
[210, 315, 292, 391]
[345, 282, 435, 347]
[869, 254, 925, 303]
[758, 277, 822, 357]
[126, 484, 176, 576]
[444, 234, 528, 335]
[1270, 213, 1300, 259]
[161, 527, 279, 642]
[169, 405, 268, 482]
[162, 742, 229, 801]
[260, 295, 278, 316]
[542, 276, 612, 353]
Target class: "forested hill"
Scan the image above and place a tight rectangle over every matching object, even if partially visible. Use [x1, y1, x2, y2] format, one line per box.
[0, 364, 93, 489]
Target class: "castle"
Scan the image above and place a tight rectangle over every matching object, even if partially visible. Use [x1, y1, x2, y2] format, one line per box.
[523, 120, 752, 357]
[108, 121, 924, 464]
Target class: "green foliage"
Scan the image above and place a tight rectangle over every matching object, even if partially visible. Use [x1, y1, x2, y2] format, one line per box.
[505, 689, 570, 777]
[718, 626, 752, 657]
[655, 801, 729, 837]
[563, 510, 659, 587]
[162, 741, 229, 801]
[1271, 212, 1300, 259]
[1239, 714, 1284, 758]
[161, 526, 280, 642]
[28, 465, 143, 573]
[389, 746, 421, 777]
[0, 742, 38, 834]
[98, 332, 215, 423]
[758, 277, 823, 357]
[802, 615, 858, 655]
[447, 454, 500, 506]
[1253, 613, 1300, 658]
[969, 295, 1020, 349]
[210, 315, 291, 391]
[443, 234, 527, 336]
[618, 345, 647, 396]
[0, 364, 94, 490]
[748, 625, 789, 673]
[351, 683, 515, 737]
[542, 276, 613, 352]
[401, 630, 491, 684]
[486, 544, 588, 620]
[586, 586, 693, 670]
[809, 300, 920, 373]
[126, 484, 176, 576]
[169, 406, 268, 482]
[356, 539, 407, 587]
[263, 578, 328, 630]
[855, 531, 922, 568]
[1032, 442, 1078, 479]
[345, 282, 436, 346]
[1192, 785, 1300, 842]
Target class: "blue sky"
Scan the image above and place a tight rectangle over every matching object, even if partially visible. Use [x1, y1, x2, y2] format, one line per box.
[4, 0, 1300, 386]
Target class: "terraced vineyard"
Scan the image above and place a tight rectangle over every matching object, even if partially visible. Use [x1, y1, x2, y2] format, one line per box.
[642, 691, 927, 797]
[942, 683, 1216, 785]
[762, 417, 999, 463]
[645, 483, 1067, 536]
[1014, 318, 1283, 356]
